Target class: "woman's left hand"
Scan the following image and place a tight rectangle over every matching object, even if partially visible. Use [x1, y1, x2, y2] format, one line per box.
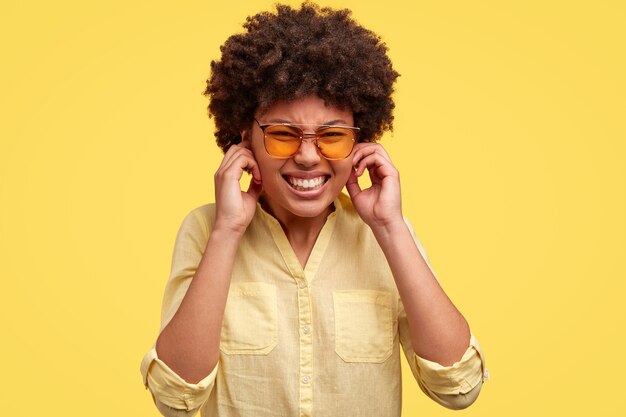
[346, 143, 404, 230]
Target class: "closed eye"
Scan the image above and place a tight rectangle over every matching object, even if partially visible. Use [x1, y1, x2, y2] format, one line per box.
[272, 131, 298, 138]
[319, 131, 346, 138]
[266, 125, 301, 139]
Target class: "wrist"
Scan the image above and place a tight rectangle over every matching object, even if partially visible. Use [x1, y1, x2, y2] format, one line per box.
[213, 211, 254, 237]
[209, 223, 247, 243]
[370, 217, 409, 244]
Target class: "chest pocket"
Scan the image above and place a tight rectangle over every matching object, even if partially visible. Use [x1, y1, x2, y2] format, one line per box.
[220, 282, 278, 355]
[333, 290, 394, 363]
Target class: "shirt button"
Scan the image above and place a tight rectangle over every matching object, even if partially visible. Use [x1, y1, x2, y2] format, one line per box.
[299, 281, 306, 288]
[302, 376, 310, 384]
[303, 325, 311, 334]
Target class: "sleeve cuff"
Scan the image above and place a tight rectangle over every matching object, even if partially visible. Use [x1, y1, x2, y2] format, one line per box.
[413, 333, 488, 395]
[140, 347, 217, 410]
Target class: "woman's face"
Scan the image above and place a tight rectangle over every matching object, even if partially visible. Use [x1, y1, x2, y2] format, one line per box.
[245, 95, 355, 222]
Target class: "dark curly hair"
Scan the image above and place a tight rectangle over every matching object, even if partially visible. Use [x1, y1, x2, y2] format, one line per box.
[205, 1, 399, 153]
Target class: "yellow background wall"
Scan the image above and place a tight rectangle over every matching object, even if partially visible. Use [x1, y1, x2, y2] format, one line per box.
[1, 1, 624, 416]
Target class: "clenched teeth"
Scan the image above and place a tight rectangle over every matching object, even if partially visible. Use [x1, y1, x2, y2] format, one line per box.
[286, 175, 327, 191]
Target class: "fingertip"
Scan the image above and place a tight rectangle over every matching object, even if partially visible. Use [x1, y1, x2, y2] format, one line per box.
[345, 172, 361, 197]
[247, 176, 263, 198]
[252, 166, 262, 184]
[347, 168, 359, 184]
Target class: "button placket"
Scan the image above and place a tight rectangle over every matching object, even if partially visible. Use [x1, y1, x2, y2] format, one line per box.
[296, 274, 313, 417]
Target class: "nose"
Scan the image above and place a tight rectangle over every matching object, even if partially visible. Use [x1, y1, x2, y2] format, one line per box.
[292, 136, 322, 166]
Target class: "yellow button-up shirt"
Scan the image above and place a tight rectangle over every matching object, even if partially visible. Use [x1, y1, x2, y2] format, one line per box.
[140, 193, 488, 417]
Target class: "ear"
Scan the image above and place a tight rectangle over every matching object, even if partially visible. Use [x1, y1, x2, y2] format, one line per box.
[240, 130, 251, 149]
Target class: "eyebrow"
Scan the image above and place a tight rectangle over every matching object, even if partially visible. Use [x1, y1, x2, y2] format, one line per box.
[264, 118, 350, 126]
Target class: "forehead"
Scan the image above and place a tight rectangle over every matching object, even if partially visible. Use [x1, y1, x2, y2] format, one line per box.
[257, 95, 353, 126]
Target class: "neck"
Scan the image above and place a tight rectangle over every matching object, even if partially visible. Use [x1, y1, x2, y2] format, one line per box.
[261, 194, 334, 237]
[260, 194, 334, 260]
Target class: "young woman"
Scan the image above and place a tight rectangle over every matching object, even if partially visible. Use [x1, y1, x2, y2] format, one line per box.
[141, 3, 488, 416]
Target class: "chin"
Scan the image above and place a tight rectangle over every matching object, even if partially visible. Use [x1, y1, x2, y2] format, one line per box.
[262, 185, 340, 221]
[280, 192, 336, 215]
[286, 201, 334, 218]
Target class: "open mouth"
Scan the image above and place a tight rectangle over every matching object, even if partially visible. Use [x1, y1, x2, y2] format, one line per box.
[283, 175, 329, 192]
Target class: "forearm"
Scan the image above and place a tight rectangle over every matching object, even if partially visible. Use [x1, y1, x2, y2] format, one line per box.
[156, 227, 241, 383]
[373, 221, 470, 366]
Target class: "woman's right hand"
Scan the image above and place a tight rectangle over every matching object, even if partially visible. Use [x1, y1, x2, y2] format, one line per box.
[213, 143, 263, 235]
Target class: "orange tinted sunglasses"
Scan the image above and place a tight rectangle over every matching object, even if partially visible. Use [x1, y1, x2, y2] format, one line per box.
[254, 119, 359, 160]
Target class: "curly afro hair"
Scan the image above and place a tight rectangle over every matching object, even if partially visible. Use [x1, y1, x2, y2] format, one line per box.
[205, 1, 399, 153]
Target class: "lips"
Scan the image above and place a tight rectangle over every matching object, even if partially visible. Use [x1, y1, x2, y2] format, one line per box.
[283, 175, 329, 191]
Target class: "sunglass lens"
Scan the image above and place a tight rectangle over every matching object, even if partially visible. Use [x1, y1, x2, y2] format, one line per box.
[316, 127, 355, 159]
[264, 125, 301, 157]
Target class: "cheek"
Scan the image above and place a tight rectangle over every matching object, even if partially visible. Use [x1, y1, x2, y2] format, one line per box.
[257, 159, 285, 185]
[251, 142, 281, 179]
[332, 161, 354, 183]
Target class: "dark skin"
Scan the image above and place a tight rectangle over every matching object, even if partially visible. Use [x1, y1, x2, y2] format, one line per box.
[156, 96, 470, 384]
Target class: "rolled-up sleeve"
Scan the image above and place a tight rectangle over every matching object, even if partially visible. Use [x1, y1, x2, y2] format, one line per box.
[140, 346, 217, 415]
[412, 333, 488, 409]
[140, 205, 216, 416]
[399, 219, 489, 409]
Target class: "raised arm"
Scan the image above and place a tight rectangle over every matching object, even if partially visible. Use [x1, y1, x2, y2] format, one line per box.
[347, 143, 486, 409]
[156, 143, 262, 383]
[347, 142, 471, 363]
[369, 219, 471, 365]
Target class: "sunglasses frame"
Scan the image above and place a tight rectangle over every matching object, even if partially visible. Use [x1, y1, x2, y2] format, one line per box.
[254, 118, 360, 160]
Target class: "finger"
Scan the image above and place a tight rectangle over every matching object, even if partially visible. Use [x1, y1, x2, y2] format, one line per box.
[355, 153, 398, 181]
[250, 160, 262, 184]
[353, 142, 391, 160]
[352, 143, 392, 169]
[222, 148, 260, 176]
[246, 176, 263, 201]
[223, 147, 261, 183]
[359, 144, 392, 164]
[218, 152, 260, 184]
[345, 168, 362, 199]
[354, 152, 386, 176]
[219, 143, 259, 174]
[218, 143, 244, 170]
